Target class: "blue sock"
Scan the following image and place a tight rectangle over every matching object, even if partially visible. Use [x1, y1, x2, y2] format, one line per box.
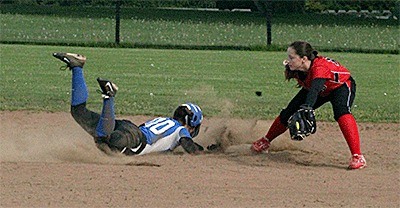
[96, 97, 116, 137]
[71, 67, 88, 106]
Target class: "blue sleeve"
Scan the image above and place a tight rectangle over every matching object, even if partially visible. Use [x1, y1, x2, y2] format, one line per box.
[179, 128, 192, 139]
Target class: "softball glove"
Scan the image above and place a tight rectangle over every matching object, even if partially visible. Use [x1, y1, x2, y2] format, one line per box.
[288, 105, 317, 141]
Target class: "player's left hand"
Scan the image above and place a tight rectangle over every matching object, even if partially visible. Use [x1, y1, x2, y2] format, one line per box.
[288, 105, 317, 141]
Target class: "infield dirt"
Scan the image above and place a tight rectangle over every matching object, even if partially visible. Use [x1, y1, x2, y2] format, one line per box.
[1, 111, 399, 207]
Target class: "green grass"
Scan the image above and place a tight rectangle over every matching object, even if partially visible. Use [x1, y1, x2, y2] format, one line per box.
[1, 5, 398, 52]
[1, 44, 399, 123]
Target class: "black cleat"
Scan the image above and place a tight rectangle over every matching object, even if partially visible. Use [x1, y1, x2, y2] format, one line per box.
[97, 78, 118, 98]
[52, 52, 86, 69]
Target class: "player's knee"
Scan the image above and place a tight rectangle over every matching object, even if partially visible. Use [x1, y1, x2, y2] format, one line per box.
[108, 131, 127, 151]
[279, 109, 292, 126]
[70, 103, 86, 119]
[334, 111, 351, 121]
[94, 136, 108, 144]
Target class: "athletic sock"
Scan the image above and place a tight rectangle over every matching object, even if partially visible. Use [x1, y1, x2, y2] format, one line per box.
[95, 97, 116, 137]
[71, 67, 88, 106]
[338, 114, 362, 155]
[265, 116, 287, 142]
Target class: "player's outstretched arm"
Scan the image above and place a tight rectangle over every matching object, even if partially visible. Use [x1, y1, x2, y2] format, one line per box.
[179, 137, 204, 154]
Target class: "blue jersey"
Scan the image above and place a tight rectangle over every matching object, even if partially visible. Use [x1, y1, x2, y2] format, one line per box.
[138, 117, 192, 154]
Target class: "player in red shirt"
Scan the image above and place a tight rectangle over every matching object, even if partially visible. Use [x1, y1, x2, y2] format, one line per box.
[251, 41, 366, 170]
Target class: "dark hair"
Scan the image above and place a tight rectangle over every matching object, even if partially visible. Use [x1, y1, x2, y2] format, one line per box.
[290, 41, 318, 61]
[173, 105, 193, 126]
[285, 41, 318, 81]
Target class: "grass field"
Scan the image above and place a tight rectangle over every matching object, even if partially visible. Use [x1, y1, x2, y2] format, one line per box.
[1, 5, 398, 52]
[1, 44, 398, 122]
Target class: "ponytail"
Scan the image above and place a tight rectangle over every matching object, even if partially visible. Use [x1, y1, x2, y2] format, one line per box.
[310, 50, 318, 61]
[284, 64, 307, 83]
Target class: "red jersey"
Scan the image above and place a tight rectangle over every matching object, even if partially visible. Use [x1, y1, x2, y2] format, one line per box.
[296, 56, 351, 97]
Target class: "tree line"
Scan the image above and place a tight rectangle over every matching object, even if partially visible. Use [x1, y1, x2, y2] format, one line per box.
[1, 0, 398, 14]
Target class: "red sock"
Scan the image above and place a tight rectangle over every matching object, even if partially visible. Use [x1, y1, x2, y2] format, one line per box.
[338, 114, 361, 155]
[265, 116, 287, 142]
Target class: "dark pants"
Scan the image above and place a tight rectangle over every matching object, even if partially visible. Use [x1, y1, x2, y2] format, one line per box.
[70, 103, 144, 154]
[280, 78, 356, 126]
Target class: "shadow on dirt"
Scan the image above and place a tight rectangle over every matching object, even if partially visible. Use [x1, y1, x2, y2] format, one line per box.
[219, 147, 346, 170]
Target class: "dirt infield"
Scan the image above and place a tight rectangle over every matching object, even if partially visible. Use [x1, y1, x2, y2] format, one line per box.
[1, 111, 399, 208]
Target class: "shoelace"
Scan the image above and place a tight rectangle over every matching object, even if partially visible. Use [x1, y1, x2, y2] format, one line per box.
[59, 65, 69, 71]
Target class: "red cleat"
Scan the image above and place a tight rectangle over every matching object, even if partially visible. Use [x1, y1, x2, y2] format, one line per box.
[348, 154, 367, 170]
[251, 137, 270, 153]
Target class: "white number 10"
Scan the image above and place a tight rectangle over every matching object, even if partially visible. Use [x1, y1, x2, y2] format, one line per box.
[146, 117, 175, 134]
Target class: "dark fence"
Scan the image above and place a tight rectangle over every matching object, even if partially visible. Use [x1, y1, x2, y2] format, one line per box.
[0, 2, 398, 54]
